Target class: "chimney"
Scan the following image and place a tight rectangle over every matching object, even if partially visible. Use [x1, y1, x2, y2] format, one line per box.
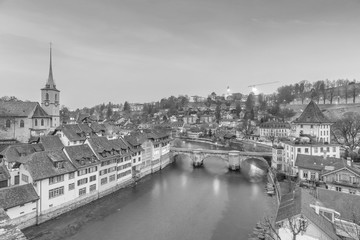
[347, 157, 352, 167]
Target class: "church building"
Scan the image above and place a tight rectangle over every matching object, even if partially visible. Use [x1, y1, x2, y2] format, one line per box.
[0, 46, 61, 143]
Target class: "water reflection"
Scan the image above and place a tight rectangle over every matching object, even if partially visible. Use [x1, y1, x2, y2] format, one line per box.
[213, 178, 220, 196]
[181, 174, 187, 188]
[203, 157, 229, 175]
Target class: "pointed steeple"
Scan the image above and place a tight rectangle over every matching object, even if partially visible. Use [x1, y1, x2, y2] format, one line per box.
[46, 43, 56, 89]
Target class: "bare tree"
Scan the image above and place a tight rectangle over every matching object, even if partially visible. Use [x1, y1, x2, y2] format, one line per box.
[325, 79, 336, 104]
[332, 112, 360, 151]
[237, 119, 256, 138]
[259, 215, 309, 240]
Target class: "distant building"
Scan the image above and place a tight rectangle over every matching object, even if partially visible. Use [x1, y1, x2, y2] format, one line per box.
[259, 121, 291, 139]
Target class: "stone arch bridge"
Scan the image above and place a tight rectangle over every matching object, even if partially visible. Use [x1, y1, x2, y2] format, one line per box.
[170, 147, 272, 170]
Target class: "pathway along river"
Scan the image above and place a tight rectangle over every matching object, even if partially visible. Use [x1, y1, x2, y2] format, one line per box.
[24, 140, 274, 240]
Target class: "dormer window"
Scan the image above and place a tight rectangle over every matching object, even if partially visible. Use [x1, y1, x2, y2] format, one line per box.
[56, 161, 64, 169]
[46, 93, 49, 101]
[35, 119, 38, 126]
[5, 119, 10, 128]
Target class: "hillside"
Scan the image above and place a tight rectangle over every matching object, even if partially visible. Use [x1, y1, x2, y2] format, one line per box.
[286, 103, 360, 121]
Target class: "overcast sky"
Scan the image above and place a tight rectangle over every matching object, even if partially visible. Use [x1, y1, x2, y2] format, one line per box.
[1, 0, 360, 109]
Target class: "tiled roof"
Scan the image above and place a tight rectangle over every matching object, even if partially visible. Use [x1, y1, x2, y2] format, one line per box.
[295, 154, 342, 171]
[90, 122, 106, 133]
[0, 184, 39, 210]
[0, 101, 38, 117]
[276, 188, 340, 239]
[64, 144, 99, 169]
[321, 159, 360, 177]
[40, 135, 64, 150]
[32, 104, 50, 118]
[87, 137, 121, 160]
[0, 165, 10, 182]
[108, 138, 130, 151]
[61, 124, 87, 142]
[293, 101, 332, 124]
[1, 144, 44, 163]
[78, 124, 93, 134]
[22, 150, 76, 181]
[317, 188, 360, 221]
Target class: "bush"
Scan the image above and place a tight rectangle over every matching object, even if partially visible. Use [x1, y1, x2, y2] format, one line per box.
[276, 172, 286, 182]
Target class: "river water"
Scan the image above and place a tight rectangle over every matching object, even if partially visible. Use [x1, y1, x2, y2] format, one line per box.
[24, 140, 274, 240]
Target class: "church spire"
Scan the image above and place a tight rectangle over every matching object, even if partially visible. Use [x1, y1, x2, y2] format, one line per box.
[46, 42, 56, 89]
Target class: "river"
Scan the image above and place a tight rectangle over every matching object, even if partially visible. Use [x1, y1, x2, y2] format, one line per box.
[23, 140, 274, 240]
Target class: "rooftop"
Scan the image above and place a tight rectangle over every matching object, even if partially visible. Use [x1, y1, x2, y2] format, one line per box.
[0, 184, 39, 210]
[293, 101, 332, 124]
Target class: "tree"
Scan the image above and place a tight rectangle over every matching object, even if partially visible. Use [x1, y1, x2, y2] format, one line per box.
[215, 104, 221, 123]
[123, 101, 131, 113]
[106, 103, 113, 120]
[325, 79, 336, 104]
[235, 102, 242, 118]
[237, 119, 256, 138]
[259, 215, 309, 240]
[0, 96, 20, 102]
[350, 80, 359, 103]
[245, 93, 255, 111]
[277, 85, 295, 104]
[278, 108, 296, 121]
[60, 105, 71, 124]
[332, 112, 360, 151]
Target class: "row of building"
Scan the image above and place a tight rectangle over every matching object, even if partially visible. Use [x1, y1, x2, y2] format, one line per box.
[0, 127, 171, 229]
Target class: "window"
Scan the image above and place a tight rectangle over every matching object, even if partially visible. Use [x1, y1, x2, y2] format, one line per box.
[133, 159, 136, 164]
[349, 189, 356, 194]
[55, 94, 57, 101]
[88, 166, 97, 173]
[297, 148, 301, 153]
[78, 169, 87, 176]
[335, 187, 342, 192]
[69, 172, 75, 179]
[41, 119, 44, 126]
[101, 177, 108, 185]
[303, 172, 308, 179]
[310, 125, 313, 128]
[49, 175, 64, 185]
[314, 147, 318, 153]
[79, 187, 86, 196]
[333, 147, 336, 152]
[109, 174, 116, 182]
[90, 175, 96, 182]
[90, 184, 96, 192]
[20, 120, 24, 128]
[5, 119, 10, 128]
[300, 125, 303, 128]
[35, 119, 38, 126]
[21, 174, 29, 183]
[69, 183, 75, 190]
[310, 172, 316, 180]
[49, 186, 64, 199]
[77, 178, 88, 186]
[46, 93, 49, 101]
[305, 148, 309, 153]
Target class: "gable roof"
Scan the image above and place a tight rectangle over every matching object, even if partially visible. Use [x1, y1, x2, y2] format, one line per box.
[40, 135, 64, 151]
[295, 154, 341, 171]
[0, 101, 38, 117]
[64, 144, 99, 169]
[22, 150, 76, 181]
[0, 165, 10, 182]
[32, 104, 51, 118]
[0, 184, 39, 210]
[321, 159, 360, 177]
[1, 143, 44, 163]
[276, 188, 340, 239]
[293, 101, 332, 124]
[61, 124, 87, 142]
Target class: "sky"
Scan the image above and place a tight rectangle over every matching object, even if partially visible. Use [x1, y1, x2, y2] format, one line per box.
[1, 0, 360, 109]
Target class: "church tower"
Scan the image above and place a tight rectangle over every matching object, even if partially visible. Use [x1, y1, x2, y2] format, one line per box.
[41, 44, 60, 128]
